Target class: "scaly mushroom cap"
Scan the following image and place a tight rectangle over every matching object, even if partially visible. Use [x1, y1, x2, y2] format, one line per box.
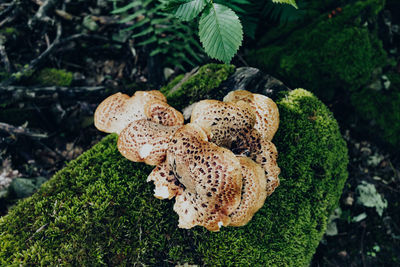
[229, 156, 268, 227]
[147, 162, 183, 199]
[224, 90, 279, 140]
[133, 90, 166, 102]
[94, 92, 130, 134]
[235, 129, 280, 196]
[222, 89, 253, 103]
[118, 119, 181, 166]
[190, 100, 256, 148]
[168, 123, 243, 231]
[94, 90, 183, 134]
[144, 100, 184, 126]
[253, 137, 280, 196]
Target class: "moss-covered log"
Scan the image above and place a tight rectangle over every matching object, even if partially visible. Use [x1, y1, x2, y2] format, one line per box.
[0, 65, 348, 266]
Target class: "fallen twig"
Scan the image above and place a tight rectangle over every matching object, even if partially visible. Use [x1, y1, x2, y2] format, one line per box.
[0, 38, 11, 72]
[0, 85, 108, 103]
[169, 66, 199, 94]
[0, 122, 48, 139]
[26, 223, 48, 242]
[28, 0, 61, 28]
[0, 1, 17, 21]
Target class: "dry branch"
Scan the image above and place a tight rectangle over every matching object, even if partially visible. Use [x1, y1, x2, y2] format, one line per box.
[0, 39, 11, 72]
[28, 0, 61, 28]
[0, 85, 108, 103]
[0, 122, 48, 139]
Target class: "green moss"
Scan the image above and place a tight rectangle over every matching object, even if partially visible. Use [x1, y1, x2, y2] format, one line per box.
[0, 88, 348, 266]
[160, 64, 235, 110]
[0, 27, 18, 37]
[351, 72, 400, 147]
[34, 68, 73, 87]
[247, 0, 387, 100]
[160, 74, 185, 95]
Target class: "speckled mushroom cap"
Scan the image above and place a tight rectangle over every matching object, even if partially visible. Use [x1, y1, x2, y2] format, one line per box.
[251, 136, 280, 196]
[224, 90, 279, 140]
[229, 156, 268, 226]
[168, 123, 243, 231]
[190, 100, 256, 148]
[118, 119, 182, 166]
[94, 90, 183, 134]
[144, 100, 184, 127]
[233, 129, 280, 196]
[222, 89, 253, 103]
[133, 90, 166, 102]
[94, 92, 130, 134]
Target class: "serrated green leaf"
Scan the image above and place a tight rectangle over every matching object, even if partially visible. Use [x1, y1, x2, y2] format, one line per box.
[171, 0, 208, 21]
[199, 3, 243, 63]
[272, 0, 298, 9]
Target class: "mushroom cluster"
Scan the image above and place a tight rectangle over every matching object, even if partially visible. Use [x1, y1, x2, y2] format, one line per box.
[94, 90, 280, 231]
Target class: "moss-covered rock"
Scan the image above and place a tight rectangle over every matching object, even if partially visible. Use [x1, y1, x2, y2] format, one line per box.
[34, 68, 74, 86]
[161, 63, 235, 109]
[0, 74, 348, 266]
[247, 0, 387, 100]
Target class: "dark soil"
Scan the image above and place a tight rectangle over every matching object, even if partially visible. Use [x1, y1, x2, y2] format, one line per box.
[311, 131, 400, 267]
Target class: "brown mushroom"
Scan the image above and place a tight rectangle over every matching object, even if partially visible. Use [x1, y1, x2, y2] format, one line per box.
[147, 162, 183, 199]
[134, 90, 166, 102]
[168, 123, 243, 231]
[224, 90, 279, 140]
[144, 100, 184, 127]
[94, 89, 281, 232]
[118, 119, 181, 165]
[190, 100, 256, 148]
[251, 136, 280, 196]
[234, 129, 280, 196]
[94, 90, 183, 134]
[229, 156, 268, 226]
[189, 97, 280, 196]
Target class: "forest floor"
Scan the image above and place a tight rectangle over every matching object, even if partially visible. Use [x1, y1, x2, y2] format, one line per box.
[0, 0, 399, 266]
